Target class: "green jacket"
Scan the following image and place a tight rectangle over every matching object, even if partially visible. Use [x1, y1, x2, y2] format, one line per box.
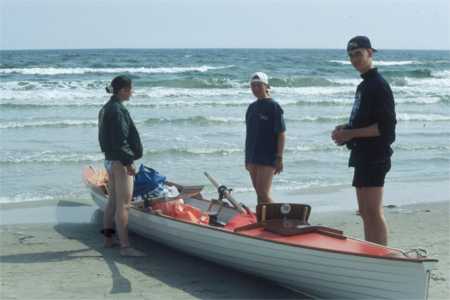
[98, 96, 143, 166]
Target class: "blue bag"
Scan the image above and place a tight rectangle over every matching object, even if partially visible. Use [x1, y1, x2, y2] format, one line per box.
[133, 165, 166, 199]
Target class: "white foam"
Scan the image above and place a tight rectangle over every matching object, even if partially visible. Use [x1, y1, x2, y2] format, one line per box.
[395, 97, 442, 104]
[275, 86, 354, 96]
[0, 194, 55, 204]
[292, 115, 348, 122]
[143, 116, 243, 125]
[0, 120, 97, 129]
[394, 144, 450, 151]
[402, 77, 450, 88]
[2, 151, 103, 163]
[0, 65, 235, 75]
[397, 113, 450, 122]
[329, 78, 361, 85]
[136, 87, 247, 98]
[433, 70, 450, 78]
[1, 78, 448, 107]
[329, 60, 420, 66]
[0, 80, 106, 91]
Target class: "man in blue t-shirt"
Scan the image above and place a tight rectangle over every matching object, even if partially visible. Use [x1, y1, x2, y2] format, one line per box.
[245, 72, 286, 204]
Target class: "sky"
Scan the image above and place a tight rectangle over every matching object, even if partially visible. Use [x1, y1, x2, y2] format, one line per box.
[1, 0, 449, 50]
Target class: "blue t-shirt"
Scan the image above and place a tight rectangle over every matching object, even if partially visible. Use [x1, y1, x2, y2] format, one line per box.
[245, 98, 286, 166]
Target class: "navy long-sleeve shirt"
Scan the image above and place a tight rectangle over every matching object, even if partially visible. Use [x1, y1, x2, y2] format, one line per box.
[347, 68, 397, 166]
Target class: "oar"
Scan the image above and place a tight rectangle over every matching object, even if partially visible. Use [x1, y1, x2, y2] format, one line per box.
[204, 172, 246, 214]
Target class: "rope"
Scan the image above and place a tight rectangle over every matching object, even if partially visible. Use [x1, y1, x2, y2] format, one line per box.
[403, 248, 428, 258]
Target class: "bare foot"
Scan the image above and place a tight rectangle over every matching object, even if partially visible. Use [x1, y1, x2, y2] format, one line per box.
[104, 237, 120, 248]
[120, 247, 147, 257]
[104, 237, 114, 248]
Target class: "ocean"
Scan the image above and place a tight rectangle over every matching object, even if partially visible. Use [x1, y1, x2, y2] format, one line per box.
[1, 49, 449, 209]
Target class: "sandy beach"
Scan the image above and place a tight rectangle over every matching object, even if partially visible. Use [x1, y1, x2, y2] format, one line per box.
[1, 196, 449, 300]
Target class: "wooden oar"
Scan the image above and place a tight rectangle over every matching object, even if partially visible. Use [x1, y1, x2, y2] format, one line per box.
[204, 172, 246, 214]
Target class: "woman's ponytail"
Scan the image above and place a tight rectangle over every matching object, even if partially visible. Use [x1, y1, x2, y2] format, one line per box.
[106, 75, 132, 95]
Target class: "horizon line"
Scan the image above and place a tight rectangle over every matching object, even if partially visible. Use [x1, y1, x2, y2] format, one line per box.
[1, 47, 450, 52]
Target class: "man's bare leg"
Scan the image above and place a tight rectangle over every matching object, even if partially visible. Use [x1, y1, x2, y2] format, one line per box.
[254, 165, 275, 205]
[356, 187, 388, 245]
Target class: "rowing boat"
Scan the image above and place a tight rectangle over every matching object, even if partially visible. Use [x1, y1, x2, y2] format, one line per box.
[83, 166, 437, 299]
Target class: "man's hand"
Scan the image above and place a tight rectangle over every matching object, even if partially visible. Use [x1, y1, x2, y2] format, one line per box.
[334, 124, 347, 131]
[274, 157, 283, 175]
[126, 164, 136, 176]
[332, 129, 353, 145]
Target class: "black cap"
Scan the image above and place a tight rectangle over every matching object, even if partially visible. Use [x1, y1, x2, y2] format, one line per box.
[347, 36, 377, 52]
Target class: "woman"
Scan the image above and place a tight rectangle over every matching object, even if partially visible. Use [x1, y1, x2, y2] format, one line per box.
[245, 72, 286, 204]
[98, 75, 144, 256]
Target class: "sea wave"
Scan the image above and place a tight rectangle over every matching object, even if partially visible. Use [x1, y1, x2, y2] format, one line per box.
[142, 113, 450, 124]
[0, 87, 247, 102]
[0, 86, 353, 104]
[269, 76, 341, 87]
[1, 95, 448, 111]
[0, 76, 346, 91]
[144, 116, 243, 125]
[147, 144, 346, 156]
[434, 70, 450, 78]
[384, 69, 433, 79]
[0, 65, 235, 75]
[394, 144, 450, 151]
[3, 141, 448, 165]
[139, 77, 241, 89]
[397, 113, 450, 122]
[0, 194, 56, 204]
[0, 120, 97, 129]
[145, 115, 350, 124]
[0, 145, 341, 164]
[395, 97, 443, 104]
[145, 148, 242, 156]
[0, 80, 106, 91]
[329, 60, 421, 66]
[1, 151, 104, 164]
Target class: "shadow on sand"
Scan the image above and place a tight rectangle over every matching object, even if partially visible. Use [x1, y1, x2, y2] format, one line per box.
[1, 199, 310, 299]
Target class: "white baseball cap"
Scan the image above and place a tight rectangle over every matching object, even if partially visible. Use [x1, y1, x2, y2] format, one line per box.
[250, 72, 270, 87]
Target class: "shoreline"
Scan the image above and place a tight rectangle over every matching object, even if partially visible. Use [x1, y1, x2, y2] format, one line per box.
[215, 179, 450, 212]
[1, 178, 448, 216]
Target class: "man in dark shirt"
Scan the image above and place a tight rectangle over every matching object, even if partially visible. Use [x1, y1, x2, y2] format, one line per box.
[332, 36, 396, 246]
[245, 72, 286, 204]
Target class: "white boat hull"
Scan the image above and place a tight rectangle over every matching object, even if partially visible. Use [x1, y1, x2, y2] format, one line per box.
[89, 187, 435, 299]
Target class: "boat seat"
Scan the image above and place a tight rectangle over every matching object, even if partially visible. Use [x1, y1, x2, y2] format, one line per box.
[235, 203, 344, 239]
[263, 220, 346, 239]
[256, 203, 311, 223]
[234, 218, 345, 239]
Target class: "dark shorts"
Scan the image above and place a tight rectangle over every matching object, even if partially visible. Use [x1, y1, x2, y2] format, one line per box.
[245, 157, 276, 167]
[352, 160, 391, 188]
